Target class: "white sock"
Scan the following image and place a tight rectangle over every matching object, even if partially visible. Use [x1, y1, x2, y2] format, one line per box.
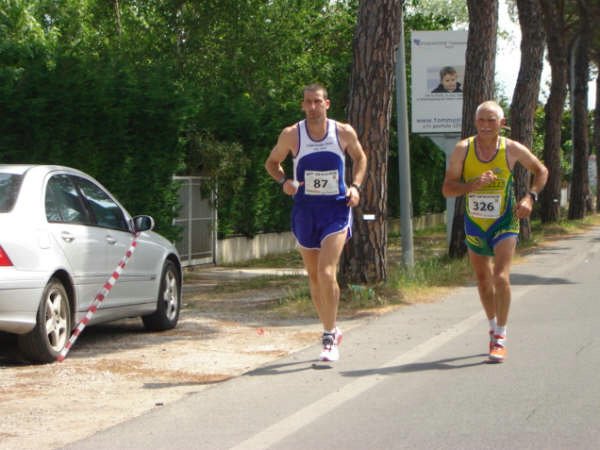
[488, 318, 497, 333]
[495, 326, 507, 338]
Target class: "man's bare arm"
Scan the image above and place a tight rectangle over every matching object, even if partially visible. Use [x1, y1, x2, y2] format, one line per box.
[337, 123, 367, 207]
[265, 126, 296, 182]
[510, 140, 548, 195]
[265, 125, 301, 196]
[509, 139, 549, 219]
[341, 124, 367, 187]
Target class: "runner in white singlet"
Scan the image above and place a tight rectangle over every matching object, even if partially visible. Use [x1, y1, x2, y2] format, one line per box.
[265, 83, 367, 362]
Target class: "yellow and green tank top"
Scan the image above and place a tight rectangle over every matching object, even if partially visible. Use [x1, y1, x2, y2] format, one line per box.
[462, 136, 515, 232]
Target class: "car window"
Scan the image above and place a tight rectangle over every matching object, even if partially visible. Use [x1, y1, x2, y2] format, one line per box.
[0, 173, 23, 212]
[74, 177, 129, 231]
[45, 175, 92, 224]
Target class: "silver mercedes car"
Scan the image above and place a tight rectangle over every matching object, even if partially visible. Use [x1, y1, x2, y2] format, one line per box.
[0, 164, 182, 363]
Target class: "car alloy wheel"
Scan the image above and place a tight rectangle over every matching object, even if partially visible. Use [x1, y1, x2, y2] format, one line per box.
[18, 278, 72, 363]
[142, 260, 181, 331]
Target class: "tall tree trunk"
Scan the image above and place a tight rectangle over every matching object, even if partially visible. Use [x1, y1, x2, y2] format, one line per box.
[568, 0, 591, 219]
[591, 2, 600, 212]
[114, 0, 122, 35]
[448, 0, 498, 258]
[596, 73, 600, 211]
[539, 0, 569, 223]
[511, 0, 545, 241]
[340, 0, 401, 284]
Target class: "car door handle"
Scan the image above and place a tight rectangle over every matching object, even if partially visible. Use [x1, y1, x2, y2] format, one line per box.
[61, 231, 75, 243]
[105, 236, 117, 245]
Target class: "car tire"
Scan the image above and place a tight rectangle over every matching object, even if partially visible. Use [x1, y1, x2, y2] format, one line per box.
[142, 260, 181, 331]
[18, 278, 72, 364]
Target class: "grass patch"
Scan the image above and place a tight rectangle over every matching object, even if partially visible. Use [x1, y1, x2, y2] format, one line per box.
[518, 214, 600, 253]
[267, 283, 315, 319]
[530, 214, 600, 238]
[367, 234, 473, 310]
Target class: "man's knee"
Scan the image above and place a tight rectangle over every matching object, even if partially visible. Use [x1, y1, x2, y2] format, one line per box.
[493, 271, 510, 290]
[473, 266, 492, 286]
[317, 265, 337, 284]
[306, 271, 319, 285]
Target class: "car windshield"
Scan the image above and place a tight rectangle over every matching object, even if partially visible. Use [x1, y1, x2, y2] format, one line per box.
[0, 173, 23, 212]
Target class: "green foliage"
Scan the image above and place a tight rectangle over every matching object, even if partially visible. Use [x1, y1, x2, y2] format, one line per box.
[388, 255, 471, 291]
[0, 0, 184, 240]
[405, 0, 466, 29]
[0, 0, 461, 240]
[173, 0, 360, 236]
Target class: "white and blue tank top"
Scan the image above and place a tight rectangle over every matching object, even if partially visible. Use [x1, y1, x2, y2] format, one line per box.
[293, 119, 347, 204]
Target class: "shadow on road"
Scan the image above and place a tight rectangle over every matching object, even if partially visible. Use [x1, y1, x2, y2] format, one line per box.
[340, 353, 488, 377]
[510, 273, 575, 285]
[247, 359, 335, 376]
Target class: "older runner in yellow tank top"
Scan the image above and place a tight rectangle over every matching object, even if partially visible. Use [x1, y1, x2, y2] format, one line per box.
[462, 135, 518, 255]
[442, 101, 548, 363]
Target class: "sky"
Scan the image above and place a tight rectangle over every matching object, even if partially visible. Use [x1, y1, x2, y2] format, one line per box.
[496, 0, 596, 109]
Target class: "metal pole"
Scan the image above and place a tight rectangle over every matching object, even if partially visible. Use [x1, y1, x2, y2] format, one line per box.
[395, 16, 414, 267]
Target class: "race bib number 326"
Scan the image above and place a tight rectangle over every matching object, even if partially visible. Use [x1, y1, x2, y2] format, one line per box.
[467, 193, 502, 219]
[304, 170, 340, 196]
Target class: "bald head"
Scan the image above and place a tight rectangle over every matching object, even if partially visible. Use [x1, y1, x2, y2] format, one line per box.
[476, 101, 504, 120]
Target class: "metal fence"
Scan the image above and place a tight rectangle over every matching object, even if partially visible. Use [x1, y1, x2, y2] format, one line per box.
[172, 176, 216, 266]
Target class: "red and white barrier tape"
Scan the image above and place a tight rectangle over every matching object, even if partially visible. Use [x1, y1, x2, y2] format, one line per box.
[57, 233, 140, 362]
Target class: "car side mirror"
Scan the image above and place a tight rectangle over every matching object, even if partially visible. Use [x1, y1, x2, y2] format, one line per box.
[132, 215, 155, 232]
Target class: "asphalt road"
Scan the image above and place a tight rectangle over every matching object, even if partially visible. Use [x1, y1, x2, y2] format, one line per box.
[62, 227, 600, 450]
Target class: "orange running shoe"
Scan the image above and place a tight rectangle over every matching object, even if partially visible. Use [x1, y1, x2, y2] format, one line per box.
[489, 335, 506, 362]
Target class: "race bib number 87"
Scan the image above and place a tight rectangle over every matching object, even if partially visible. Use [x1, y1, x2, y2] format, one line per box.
[468, 193, 502, 219]
[304, 170, 340, 196]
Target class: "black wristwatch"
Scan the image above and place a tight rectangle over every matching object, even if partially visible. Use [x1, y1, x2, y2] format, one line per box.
[528, 191, 538, 202]
[351, 183, 361, 193]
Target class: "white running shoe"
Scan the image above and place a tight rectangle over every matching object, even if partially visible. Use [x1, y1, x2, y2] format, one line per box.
[319, 332, 340, 362]
[334, 327, 343, 346]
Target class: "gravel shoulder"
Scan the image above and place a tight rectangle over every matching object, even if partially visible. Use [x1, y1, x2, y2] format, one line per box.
[0, 269, 381, 450]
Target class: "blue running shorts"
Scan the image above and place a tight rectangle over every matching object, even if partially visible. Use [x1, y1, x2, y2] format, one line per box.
[464, 210, 519, 257]
[291, 201, 352, 249]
